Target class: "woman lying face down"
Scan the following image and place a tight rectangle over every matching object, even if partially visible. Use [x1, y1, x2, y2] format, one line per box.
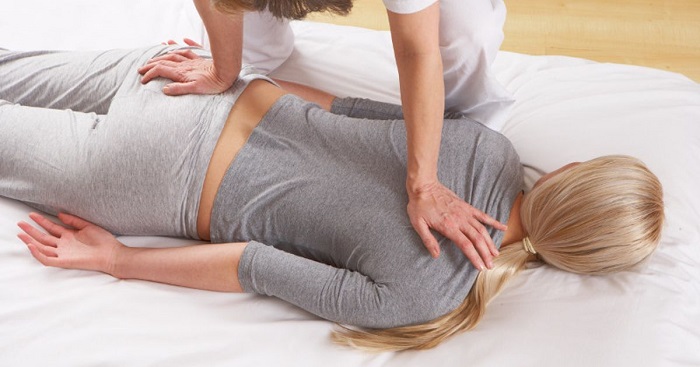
[0, 46, 664, 352]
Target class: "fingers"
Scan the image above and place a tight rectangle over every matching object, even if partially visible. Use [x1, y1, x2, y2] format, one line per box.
[459, 219, 495, 269]
[462, 214, 499, 258]
[23, 240, 61, 267]
[425, 210, 498, 270]
[162, 81, 199, 96]
[140, 63, 186, 85]
[28, 212, 68, 237]
[472, 211, 504, 257]
[170, 49, 200, 60]
[437, 218, 491, 271]
[137, 50, 201, 81]
[142, 49, 200, 67]
[57, 212, 92, 230]
[17, 219, 58, 248]
[455, 204, 502, 258]
[183, 38, 203, 48]
[476, 210, 508, 232]
[408, 182, 505, 269]
[17, 231, 57, 255]
[412, 220, 440, 258]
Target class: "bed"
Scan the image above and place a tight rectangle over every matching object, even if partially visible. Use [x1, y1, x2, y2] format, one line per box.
[1, 1, 699, 366]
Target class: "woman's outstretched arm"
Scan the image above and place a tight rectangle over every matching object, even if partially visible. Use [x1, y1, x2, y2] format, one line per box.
[17, 212, 246, 292]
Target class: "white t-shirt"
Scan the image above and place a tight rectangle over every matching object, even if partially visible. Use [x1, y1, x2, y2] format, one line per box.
[380, 0, 514, 129]
[241, 11, 295, 74]
[382, 0, 437, 14]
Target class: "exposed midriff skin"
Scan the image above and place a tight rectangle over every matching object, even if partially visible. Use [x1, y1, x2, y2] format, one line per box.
[196, 80, 288, 240]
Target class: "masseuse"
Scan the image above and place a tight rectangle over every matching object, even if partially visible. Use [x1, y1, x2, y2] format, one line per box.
[138, 0, 514, 271]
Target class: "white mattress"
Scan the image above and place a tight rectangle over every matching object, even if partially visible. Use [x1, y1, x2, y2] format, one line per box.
[1, 3, 699, 366]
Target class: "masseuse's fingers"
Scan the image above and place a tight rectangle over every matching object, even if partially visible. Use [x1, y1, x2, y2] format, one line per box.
[435, 215, 489, 271]
[141, 69, 212, 95]
[471, 215, 500, 257]
[454, 199, 504, 258]
[140, 54, 191, 71]
[475, 210, 508, 232]
[138, 49, 202, 81]
[413, 220, 440, 258]
[141, 49, 200, 67]
[139, 54, 230, 95]
[139, 62, 185, 84]
[408, 181, 504, 270]
[459, 208, 499, 258]
[162, 81, 207, 96]
[460, 217, 495, 267]
[182, 38, 203, 48]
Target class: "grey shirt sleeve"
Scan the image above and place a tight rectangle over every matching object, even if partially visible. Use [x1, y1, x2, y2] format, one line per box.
[239, 241, 446, 329]
[330, 97, 405, 120]
[331, 97, 467, 120]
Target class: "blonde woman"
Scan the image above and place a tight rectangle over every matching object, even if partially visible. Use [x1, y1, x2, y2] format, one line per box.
[141, 0, 513, 272]
[1, 46, 663, 351]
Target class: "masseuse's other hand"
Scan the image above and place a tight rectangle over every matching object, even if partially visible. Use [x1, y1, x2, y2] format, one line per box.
[138, 41, 234, 96]
[407, 181, 507, 270]
[17, 212, 124, 275]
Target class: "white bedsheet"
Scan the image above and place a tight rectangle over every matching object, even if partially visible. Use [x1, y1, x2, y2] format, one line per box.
[1, 3, 699, 366]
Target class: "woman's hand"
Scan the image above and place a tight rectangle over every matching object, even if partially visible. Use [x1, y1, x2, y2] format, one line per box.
[138, 44, 234, 96]
[17, 212, 124, 276]
[407, 181, 507, 270]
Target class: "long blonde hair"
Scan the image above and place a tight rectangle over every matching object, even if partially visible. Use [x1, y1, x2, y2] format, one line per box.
[332, 155, 664, 352]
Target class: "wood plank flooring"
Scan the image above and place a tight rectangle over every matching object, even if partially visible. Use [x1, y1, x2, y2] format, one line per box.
[306, 0, 700, 82]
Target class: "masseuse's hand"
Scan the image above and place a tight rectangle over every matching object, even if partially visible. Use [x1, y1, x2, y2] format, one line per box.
[407, 181, 507, 270]
[17, 212, 124, 276]
[138, 40, 234, 96]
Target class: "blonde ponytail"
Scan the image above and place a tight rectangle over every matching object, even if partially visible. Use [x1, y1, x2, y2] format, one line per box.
[333, 155, 663, 352]
[331, 243, 536, 352]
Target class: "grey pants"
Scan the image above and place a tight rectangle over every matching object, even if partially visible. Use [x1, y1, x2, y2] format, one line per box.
[0, 46, 240, 238]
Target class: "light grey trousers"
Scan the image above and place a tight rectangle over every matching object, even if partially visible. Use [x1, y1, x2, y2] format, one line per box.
[0, 46, 242, 238]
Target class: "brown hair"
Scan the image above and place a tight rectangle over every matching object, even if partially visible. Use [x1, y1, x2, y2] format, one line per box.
[211, 0, 353, 19]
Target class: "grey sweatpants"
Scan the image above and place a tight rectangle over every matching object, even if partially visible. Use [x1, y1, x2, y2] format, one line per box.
[0, 46, 249, 238]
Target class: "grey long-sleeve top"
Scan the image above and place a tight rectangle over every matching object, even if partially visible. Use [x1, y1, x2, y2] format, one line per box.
[210, 96, 523, 328]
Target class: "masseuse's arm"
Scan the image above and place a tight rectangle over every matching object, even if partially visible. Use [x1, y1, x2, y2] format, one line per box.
[138, 0, 243, 95]
[388, 2, 505, 270]
[17, 212, 245, 292]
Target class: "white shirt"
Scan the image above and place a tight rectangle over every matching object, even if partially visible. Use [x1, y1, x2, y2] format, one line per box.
[381, 0, 515, 129]
[383, 0, 437, 14]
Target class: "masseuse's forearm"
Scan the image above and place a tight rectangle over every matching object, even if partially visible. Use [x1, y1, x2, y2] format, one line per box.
[399, 53, 444, 189]
[113, 242, 247, 292]
[387, 4, 444, 190]
[194, 0, 243, 85]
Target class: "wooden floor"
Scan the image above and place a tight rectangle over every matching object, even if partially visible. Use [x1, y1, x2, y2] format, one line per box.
[306, 0, 700, 82]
